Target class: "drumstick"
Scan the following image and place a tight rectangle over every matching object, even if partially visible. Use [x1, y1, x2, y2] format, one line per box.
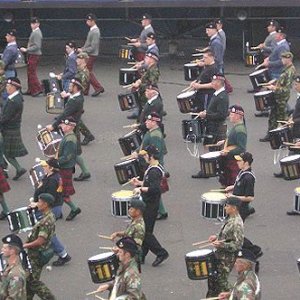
[120, 154, 135, 161]
[124, 37, 131, 41]
[188, 112, 199, 116]
[127, 61, 137, 65]
[122, 124, 140, 129]
[98, 234, 113, 241]
[200, 297, 220, 300]
[210, 189, 226, 192]
[86, 290, 100, 296]
[122, 84, 133, 89]
[254, 63, 264, 71]
[257, 79, 276, 87]
[95, 295, 108, 300]
[198, 239, 226, 249]
[129, 65, 138, 70]
[122, 176, 140, 187]
[192, 239, 210, 246]
[99, 246, 113, 251]
[277, 120, 290, 124]
[251, 46, 261, 50]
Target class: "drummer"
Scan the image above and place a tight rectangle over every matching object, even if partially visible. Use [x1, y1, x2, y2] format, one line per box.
[206, 196, 244, 297]
[218, 249, 261, 300]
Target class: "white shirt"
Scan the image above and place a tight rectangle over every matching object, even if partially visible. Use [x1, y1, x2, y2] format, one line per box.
[210, 33, 218, 40]
[144, 24, 151, 30]
[70, 91, 81, 98]
[7, 41, 17, 46]
[32, 27, 40, 32]
[147, 94, 159, 104]
[214, 86, 225, 96]
[90, 25, 98, 31]
[269, 31, 276, 36]
[68, 50, 75, 57]
[277, 39, 286, 45]
[8, 90, 20, 100]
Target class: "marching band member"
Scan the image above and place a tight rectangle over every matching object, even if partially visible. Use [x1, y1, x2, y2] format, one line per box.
[0, 162, 10, 220]
[20, 17, 43, 97]
[2, 29, 18, 79]
[23, 193, 56, 300]
[215, 19, 226, 55]
[206, 197, 244, 297]
[78, 13, 105, 97]
[1, 78, 28, 180]
[0, 234, 26, 299]
[259, 52, 295, 142]
[96, 237, 146, 299]
[218, 249, 261, 300]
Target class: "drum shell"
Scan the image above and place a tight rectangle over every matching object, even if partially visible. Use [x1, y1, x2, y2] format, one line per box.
[42, 78, 62, 95]
[253, 91, 275, 111]
[88, 253, 118, 284]
[15, 48, 27, 68]
[201, 198, 226, 219]
[249, 68, 270, 90]
[29, 163, 46, 189]
[181, 119, 204, 143]
[46, 92, 65, 114]
[117, 91, 138, 111]
[111, 191, 138, 217]
[0, 251, 32, 275]
[269, 127, 292, 150]
[118, 131, 142, 156]
[36, 128, 63, 158]
[183, 64, 203, 81]
[293, 188, 300, 213]
[245, 51, 263, 67]
[114, 159, 142, 185]
[199, 153, 221, 177]
[119, 69, 139, 86]
[7, 207, 37, 233]
[280, 156, 300, 180]
[176, 91, 196, 113]
[118, 45, 134, 61]
[185, 250, 217, 280]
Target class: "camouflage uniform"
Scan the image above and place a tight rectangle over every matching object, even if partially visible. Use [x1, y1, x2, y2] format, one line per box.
[26, 210, 56, 300]
[109, 258, 146, 300]
[268, 63, 296, 130]
[207, 214, 244, 297]
[229, 270, 261, 300]
[0, 60, 6, 109]
[0, 260, 26, 299]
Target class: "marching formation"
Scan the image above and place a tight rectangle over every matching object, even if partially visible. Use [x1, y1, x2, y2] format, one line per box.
[0, 11, 298, 300]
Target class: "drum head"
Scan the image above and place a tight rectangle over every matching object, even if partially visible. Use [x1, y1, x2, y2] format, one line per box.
[120, 68, 137, 72]
[269, 127, 287, 133]
[112, 190, 134, 199]
[12, 207, 30, 213]
[88, 252, 114, 262]
[177, 90, 196, 99]
[201, 192, 226, 202]
[186, 249, 212, 258]
[124, 131, 137, 138]
[249, 68, 268, 76]
[254, 90, 273, 96]
[295, 187, 300, 194]
[200, 151, 221, 159]
[184, 63, 197, 67]
[280, 155, 300, 162]
[115, 159, 136, 166]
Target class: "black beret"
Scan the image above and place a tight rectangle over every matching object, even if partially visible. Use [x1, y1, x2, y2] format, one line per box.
[215, 18, 223, 25]
[294, 74, 300, 83]
[212, 74, 225, 81]
[38, 193, 55, 206]
[66, 41, 76, 49]
[234, 152, 253, 164]
[277, 26, 285, 34]
[226, 196, 241, 209]
[229, 104, 244, 116]
[86, 13, 97, 21]
[237, 249, 256, 263]
[144, 144, 159, 157]
[31, 17, 40, 24]
[129, 198, 146, 212]
[145, 83, 159, 92]
[142, 13, 152, 20]
[206, 22, 217, 29]
[6, 29, 17, 37]
[71, 77, 84, 90]
[146, 112, 161, 122]
[46, 158, 60, 169]
[116, 237, 138, 256]
[61, 117, 77, 126]
[146, 32, 156, 39]
[6, 77, 21, 89]
[267, 19, 279, 28]
[2, 234, 23, 250]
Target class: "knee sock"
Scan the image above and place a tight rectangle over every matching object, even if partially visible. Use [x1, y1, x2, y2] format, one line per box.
[6, 157, 22, 173]
[76, 155, 89, 174]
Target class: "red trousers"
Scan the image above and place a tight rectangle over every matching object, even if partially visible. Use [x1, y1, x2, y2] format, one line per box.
[27, 54, 43, 95]
[86, 56, 104, 93]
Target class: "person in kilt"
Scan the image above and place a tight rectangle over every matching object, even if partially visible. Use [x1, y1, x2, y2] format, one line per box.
[0, 165, 11, 219]
[0, 78, 28, 180]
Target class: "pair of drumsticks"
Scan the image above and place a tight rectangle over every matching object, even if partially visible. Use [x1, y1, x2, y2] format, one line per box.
[192, 239, 226, 249]
[86, 289, 107, 299]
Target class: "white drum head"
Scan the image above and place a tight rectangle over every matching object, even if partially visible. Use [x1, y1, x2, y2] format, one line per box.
[202, 192, 226, 203]
[49, 72, 56, 78]
[249, 68, 268, 76]
[201, 151, 221, 159]
[186, 249, 212, 258]
[254, 90, 273, 96]
[280, 155, 300, 162]
[12, 207, 30, 213]
[294, 187, 300, 195]
[112, 190, 134, 200]
[120, 68, 137, 72]
[184, 63, 197, 67]
[88, 252, 114, 262]
[269, 127, 287, 133]
[116, 159, 136, 166]
[177, 90, 196, 99]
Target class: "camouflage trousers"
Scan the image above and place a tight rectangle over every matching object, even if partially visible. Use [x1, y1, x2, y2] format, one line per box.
[26, 257, 56, 300]
[78, 119, 93, 138]
[268, 93, 290, 131]
[206, 256, 236, 297]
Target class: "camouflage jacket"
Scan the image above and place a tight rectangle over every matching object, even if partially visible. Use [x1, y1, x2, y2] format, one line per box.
[76, 67, 90, 92]
[229, 270, 261, 300]
[140, 65, 160, 93]
[275, 63, 296, 96]
[27, 210, 56, 256]
[124, 217, 145, 247]
[0, 260, 26, 300]
[216, 214, 244, 259]
[109, 258, 146, 300]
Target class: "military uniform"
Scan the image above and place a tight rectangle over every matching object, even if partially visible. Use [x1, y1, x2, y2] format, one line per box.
[229, 269, 261, 300]
[268, 63, 296, 131]
[124, 217, 145, 249]
[207, 214, 244, 297]
[139, 94, 163, 124]
[26, 210, 56, 300]
[0, 261, 26, 299]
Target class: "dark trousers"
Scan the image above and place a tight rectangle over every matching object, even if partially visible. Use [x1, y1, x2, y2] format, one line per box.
[86, 56, 104, 93]
[27, 54, 43, 95]
[142, 213, 167, 258]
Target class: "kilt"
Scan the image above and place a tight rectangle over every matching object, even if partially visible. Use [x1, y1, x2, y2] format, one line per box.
[0, 167, 10, 193]
[218, 157, 239, 187]
[2, 128, 28, 158]
[59, 168, 75, 196]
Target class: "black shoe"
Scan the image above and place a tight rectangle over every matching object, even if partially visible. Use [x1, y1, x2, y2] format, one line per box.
[127, 114, 138, 120]
[152, 252, 169, 267]
[162, 111, 167, 116]
[74, 173, 91, 181]
[66, 208, 81, 221]
[3, 170, 8, 179]
[191, 171, 209, 179]
[22, 91, 31, 96]
[249, 207, 255, 215]
[52, 254, 72, 266]
[287, 210, 300, 216]
[12, 168, 27, 180]
[81, 135, 95, 146]
[55, 213, 63, 220]
[156, 213, 168, 220]
[256, 250, 264, 259]
[32, 90, 43, 97]
[255, 261, 260, 274]
[259, 135, 270, 142]
[255, 111, 269, 117]
[0, 211, 8, 220]
[91, 89, 104, 97]
[273, 172, 284, 178]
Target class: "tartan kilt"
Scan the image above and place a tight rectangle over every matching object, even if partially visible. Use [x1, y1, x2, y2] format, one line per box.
[0, 168, 10, 193]
[218, 157, 240, 187]
[59, 168, 75, 196]
[2, 128, 28, 158]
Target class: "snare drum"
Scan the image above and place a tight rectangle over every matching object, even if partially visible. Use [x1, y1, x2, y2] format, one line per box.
[119, 45, 134, 61]
[118, 130, 142, 156]
[293, 187, 300, 213]
[199, 151, 221, 177]
[111, 190, 135, 217]
[249, 68, 270, 90]
[182, 119, 204, 143]
[0, 251, 32, 275]
[114, 159, 142, 185]
[280, 155, 300, 180]
[29, 163, 45, 189]
[253, 90, 275, 111]
[7, 207, 37, 233]
[36, 128, 63, 158]
[269, 127, 292, 150]
[183, 63, 202, 81]
[88, 252, 118, 284]
[201, 192, 226, 219]
[245, 51, 263, 67]
[46, 92, 64, 114]
[176, 90, 196, 113]
[185, 249, 217, 280]
[118, 91, 138, 111]
[15, 48, 27, 68]
[119, 68, 139, 86]
[42, 78, 62, 95]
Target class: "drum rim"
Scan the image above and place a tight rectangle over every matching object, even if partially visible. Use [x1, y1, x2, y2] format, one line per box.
[280, 154, 300, 162]
[254, 90, 273, 96]
[269, 127, 289, 133]
[184, 63, 198, 67]
[9, 206, 33, 213]
[115, 158, 137, 166]
[88, 252, 115, 261]
[249, 68, 268, 76]
[200, 151, 221, 159]
[120, 68, 138, 72]
[112, 190, 134, 199]
[186, 249, 212, 257]
[177, 90, 196, 98]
